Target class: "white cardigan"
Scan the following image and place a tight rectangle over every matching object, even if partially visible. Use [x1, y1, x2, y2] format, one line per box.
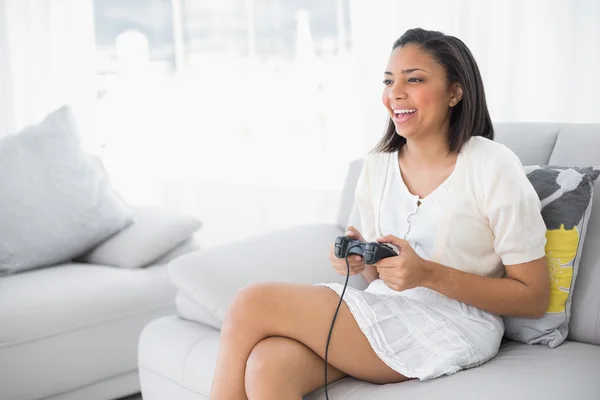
[347, 136, 547, 278]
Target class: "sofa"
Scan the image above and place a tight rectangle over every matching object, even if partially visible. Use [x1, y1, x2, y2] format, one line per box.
[138, 123, 600, 399]
[0, 107, 203, 400]
[0, 229, 202, 400]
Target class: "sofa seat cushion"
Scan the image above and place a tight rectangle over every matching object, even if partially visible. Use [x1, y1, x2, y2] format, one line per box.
[0, 263, 179, 400]
[139, 316, 220, 399]
[139, 316, 600, 400]
[0, 263, 177, 347]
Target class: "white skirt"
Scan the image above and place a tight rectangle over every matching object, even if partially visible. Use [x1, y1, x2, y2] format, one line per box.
[317, 279, 504, 381]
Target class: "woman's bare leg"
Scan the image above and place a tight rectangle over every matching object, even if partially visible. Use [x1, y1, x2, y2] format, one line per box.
[209, 282, 409, 399]
[244, 336, 347, 400]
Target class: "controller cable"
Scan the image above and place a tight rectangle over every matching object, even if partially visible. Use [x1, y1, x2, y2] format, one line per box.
[324, 244, 361, 399]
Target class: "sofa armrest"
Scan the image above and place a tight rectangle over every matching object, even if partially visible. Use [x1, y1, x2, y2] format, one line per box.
[78, 206, 202, 269]
[168, 223, 368, 324]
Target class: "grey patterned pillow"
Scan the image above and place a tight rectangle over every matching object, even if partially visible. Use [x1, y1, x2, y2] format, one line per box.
[0, 106, 133, 274]
[503, 165, 600, 348]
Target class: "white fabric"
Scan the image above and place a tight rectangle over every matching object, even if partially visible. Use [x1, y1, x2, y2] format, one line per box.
[349, 136, 547, 276]
[327, 136, 547, 380]
[0, 106, 133, 274]
[0, 263, 176, 348]
[78, 206, 202, 269]
[0, 263, 177, 400]
[175, 291, 222, 330]
[139, 316, 219, 399]
[319, 283, 502, 380]
[43, 372, 140, 400]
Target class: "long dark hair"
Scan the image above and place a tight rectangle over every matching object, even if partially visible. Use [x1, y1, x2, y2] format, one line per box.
[372, 28, 493, 154]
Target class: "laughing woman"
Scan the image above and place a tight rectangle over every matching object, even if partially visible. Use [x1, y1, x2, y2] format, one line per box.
[209, 28, 549, 400]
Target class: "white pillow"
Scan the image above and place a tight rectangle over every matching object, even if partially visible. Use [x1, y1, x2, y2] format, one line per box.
[0, 106, 133, 274]
[78, 206, 202, 269]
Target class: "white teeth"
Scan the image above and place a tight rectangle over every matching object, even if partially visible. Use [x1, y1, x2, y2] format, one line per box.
[394, 109, 416, 114]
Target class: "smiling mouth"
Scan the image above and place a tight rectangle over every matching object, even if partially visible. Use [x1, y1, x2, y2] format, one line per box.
[392, 109, 417, 123]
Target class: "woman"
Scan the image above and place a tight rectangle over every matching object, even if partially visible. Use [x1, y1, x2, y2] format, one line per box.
[209, 28, 550, 399]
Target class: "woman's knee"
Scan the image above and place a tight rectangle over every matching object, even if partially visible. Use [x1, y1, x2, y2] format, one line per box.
[244, 337, 298, 397]
[222, 282, 277, 332]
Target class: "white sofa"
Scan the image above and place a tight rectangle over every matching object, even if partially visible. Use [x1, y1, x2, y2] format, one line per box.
[0, 211, 202, 400]
[139, 123, 600, 399]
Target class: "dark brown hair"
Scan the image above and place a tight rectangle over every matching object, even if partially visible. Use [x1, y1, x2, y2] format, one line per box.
[372, 28, 493, 154]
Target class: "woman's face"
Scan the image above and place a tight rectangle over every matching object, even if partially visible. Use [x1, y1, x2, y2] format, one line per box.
[382, 43, 462, 140]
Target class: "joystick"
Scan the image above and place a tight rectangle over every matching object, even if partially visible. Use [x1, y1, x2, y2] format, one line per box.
[334, 236, 398, 265]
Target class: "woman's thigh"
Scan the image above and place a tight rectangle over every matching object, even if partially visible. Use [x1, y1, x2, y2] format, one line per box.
[227, 282, 409, 385]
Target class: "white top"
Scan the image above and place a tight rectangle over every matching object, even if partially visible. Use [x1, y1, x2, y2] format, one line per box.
[348, 136, 547, 280]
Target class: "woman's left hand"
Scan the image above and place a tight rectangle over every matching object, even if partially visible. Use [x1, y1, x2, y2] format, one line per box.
[374, 235, 429, 292]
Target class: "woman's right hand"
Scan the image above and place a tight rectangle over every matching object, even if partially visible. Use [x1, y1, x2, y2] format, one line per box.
[328, 226, 367, 276]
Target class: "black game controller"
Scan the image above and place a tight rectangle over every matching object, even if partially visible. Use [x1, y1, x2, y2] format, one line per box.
[334, 236, 398, 265]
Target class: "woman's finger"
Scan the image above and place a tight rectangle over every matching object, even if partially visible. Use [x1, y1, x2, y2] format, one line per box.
[340, 267, 365, 276]
[336, 262, 364, 272]
[336, 258, 364, 268]
[335, 262, 364, 272]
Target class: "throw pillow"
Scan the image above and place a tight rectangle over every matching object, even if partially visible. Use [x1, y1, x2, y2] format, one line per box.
[0, 106, 133, 274]
[77, 206, 202, 269]
[503, 165, 600, 348]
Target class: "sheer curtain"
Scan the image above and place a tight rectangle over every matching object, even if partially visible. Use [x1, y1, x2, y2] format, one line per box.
[0, 0, 97, 142]
[0, 0, 15, 137]
[349, 0, 600, 147]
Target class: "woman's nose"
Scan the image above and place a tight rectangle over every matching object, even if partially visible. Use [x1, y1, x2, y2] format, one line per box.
[389, 83, 407, 100]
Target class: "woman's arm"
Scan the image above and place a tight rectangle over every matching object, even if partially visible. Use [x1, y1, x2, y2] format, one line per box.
[422, 256, 550, 318]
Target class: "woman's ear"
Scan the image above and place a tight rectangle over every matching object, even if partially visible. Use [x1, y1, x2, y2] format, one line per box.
[449, 83, 464, 107]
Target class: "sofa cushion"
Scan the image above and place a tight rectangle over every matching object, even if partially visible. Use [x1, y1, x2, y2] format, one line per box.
[78, 206, 202, 269]
[0, 263, 176, 347]
[548, 124, 600, 167]
[0, 263, 178, 400]
[168, 223, 367, 326]
[139, 316, 219, 399]
[0, 106, 133, 274]
[138, 316, 600, 400]
[503, 166, 599, 348]
[493, 123, 562, 165]
[175, 291, 222, 330]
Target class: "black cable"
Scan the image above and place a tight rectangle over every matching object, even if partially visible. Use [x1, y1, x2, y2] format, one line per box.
[324, 244, 360, 399]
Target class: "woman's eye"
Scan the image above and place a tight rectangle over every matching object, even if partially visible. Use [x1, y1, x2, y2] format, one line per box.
[382, 79, 393, 85]
[408, 77, 423, 83]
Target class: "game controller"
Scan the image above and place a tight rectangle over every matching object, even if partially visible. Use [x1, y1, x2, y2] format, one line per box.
[334, 236, 398, 265]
